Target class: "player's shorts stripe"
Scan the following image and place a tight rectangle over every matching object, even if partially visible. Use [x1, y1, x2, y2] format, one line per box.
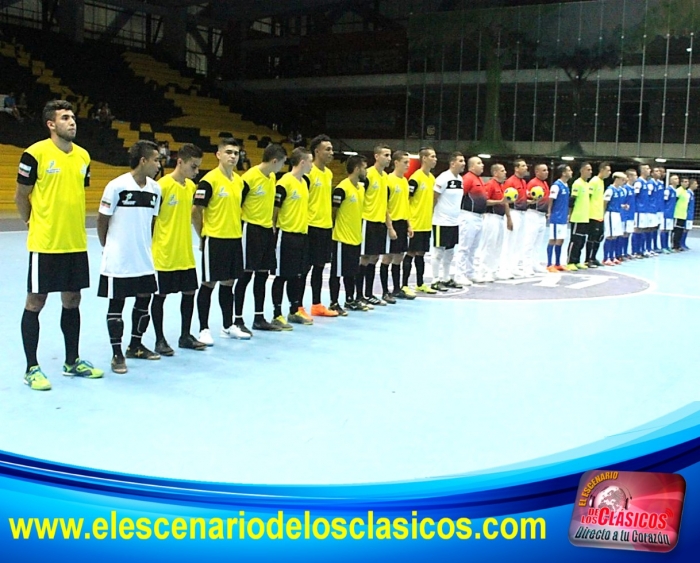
[241, 222, 248, 268]
[203, 237, 210, 282]
[275, 230, 282, 277]
[30, 252, 39, 294]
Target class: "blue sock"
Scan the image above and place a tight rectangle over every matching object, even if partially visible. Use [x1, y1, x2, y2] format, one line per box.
[555, 245, 562, 265]
[632, 233, 639, 254]
[645, 232, 651, 252]
[652, 230, 659, 250]
[681, 230, 689, 247]
[603, 240, 610, 261]
[546, 244, 554, 266]
[624, 236, 630, 256]
[660, 231, 668, 249]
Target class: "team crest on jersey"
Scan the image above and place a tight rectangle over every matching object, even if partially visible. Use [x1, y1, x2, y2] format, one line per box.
[151, 195, 158, 207]
[394, 185, 402, 193]
[290, 190, 301, 200]
[217, 186, 229, 198]
[313, 178, 322, 188]
[253, 185, 266, 196]
[123, 193, 136, 205]
[371, 181, 379, 190]
[46, 160, 61, 174]
[167, 194, 178, 206]
[349, 195, 358, 203]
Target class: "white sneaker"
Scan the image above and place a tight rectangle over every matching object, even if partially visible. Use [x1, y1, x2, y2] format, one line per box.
[454, 276, 473, 286]
[198, 329, 214, 346]
[533, 264, 548, 274]
[521, 269, 536, 277]
[483, 274, 495, 283]
[495, 271, 513, 280]
[220, 325, 252, 340]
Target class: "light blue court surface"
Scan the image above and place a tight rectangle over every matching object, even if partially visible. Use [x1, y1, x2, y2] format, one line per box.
[0, 227, 699, 486]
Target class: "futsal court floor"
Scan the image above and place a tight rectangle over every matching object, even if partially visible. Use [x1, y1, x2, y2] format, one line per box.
[0, 221, 698, 486]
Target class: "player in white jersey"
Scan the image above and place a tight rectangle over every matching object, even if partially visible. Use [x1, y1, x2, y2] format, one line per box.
[431, 152, 467, 290]
[97, 141, 162, 374]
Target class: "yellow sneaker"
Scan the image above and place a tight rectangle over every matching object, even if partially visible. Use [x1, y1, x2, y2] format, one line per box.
[24, 366, 52, 391]
[401, 286, 417, 299]
[296, 306, 313, 323]
[564, 264, 579, 271]
[415, 283, 437, 294]
[577, 263, 589, 269]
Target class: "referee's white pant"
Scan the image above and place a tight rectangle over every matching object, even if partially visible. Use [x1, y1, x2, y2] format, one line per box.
[500, 209, 526, 275]
[522, 209, 547, 274]
[454, 210, 483, 280]
[474, 213, 504, 278]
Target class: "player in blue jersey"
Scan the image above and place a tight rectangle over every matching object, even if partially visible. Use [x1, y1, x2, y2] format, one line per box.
[683, 179, 696, 250]
[650, 167, 666, 252]
[632, 164, 652, 257]
[621, 169, 637, 260]
[602, 172, 627, 265]
[661, 174, 678, 253]
[545, 164, 571, 271]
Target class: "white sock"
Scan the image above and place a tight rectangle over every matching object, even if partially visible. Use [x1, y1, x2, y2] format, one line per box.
[432, 247, 444, 282]
[442, 248, 454, 281]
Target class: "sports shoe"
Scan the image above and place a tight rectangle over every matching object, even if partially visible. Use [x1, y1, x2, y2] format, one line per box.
[577, 263, 589, 269]
[415, 283, 437, 294]
[24, 366, 51, 390]
[198, 328, 214, 346]
[382, 292, 397, 304]
[662, 248, 672, 254]
[272, 315, 293, 330]
[155, 339, 175, 356]
[565, 263, 579, 271]
[357, 298, 374, 310]
[235, 322, 253, 336]
[442, 279, 463, 289]
[288, 312, 313, 325]
[430, 281, 448, 292]
[296, 306, 314, 322]
[310, 303, 339, 317]
[613, 258, 622, 265]
[401, 285, 417, 298]
[495, 272, 514, 280]
[393, 288, 411, 300]
[555, 265, 566, 271]
[111, 355, 128, 374]
[603, 259, 615, 266]
[546, 265, 559, 273]
[126, 344, 161, 360]
[366, 295, 386, 306]
[178, 334, 207, 350]
[589, 259, 602, 267]
[328, 302, 348, 317]
[252, 318, 283, 331]
[453, 276, 473, 286]
[346, 300, 369, 312]
[533, 264, 548, 274]
[63, 359, 104, 379]
[221, 324, 252, 340]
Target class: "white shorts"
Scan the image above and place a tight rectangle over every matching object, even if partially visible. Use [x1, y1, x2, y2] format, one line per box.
[604, 212, 623, 238]
[625, 219, 635, 234]
[549, 223, 568, 240]
[662, 217, 674, 231]
[656, 211, 664, 227]
[635, 212, 653, 229]
[687, 221, 694, 231]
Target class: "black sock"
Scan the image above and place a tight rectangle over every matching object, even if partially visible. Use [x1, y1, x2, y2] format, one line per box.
[356, 264, 367, 299]
[288, 277, 300, 314]
[272, 277, 285, 318]
[300, 266, 310, 306]
[415, 255, 425, 286]
[196, 284, 214, 331]
[402, 254, 413, 287]
[234, 272, 253, 321]
[60, 307, 80, 366]
[21, 309, 40, 372]
[344, 276, 355, 302]
[365, 263, 376, 298]
[253, 271, 268, 322]
[391, 263, 401, 293]
[129, 296, 151, 349]
[151, 294, 166, 341]
[329, 276, 340, 303]
[311, 265, 323, 305]
[379, 263, 389, 295]
[107, 299, 125, 358]
[218, 284, 234, 329]
[180, 293, 195, 338]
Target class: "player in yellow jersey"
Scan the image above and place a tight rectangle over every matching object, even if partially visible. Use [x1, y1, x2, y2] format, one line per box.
[150, 144, 207, 355]
[270, 148, 314, 329]
[303, 134, 338, 317]
[192, 138, 247, 344]
[403, 147, 438, 294]
[15, 100, 103, 390]
[584, 161, 610, 268]
[359, 144, 397, 308]
[235, 144, 288, 332]
[329, 155, 368, 315]
[379, 150, 415, 303]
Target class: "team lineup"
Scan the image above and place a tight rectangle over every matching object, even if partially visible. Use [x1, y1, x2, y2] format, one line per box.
[15, 100, 697, 389]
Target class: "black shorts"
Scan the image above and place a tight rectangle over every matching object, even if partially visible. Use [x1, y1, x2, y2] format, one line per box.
[202, 236, 243, 283]
[307, 226, 333, 265]
[156, 268, 198, 295]
[408, 231, 431, 253]
[330, 240, 360, 277]
[276, 231, 309, 278]
[675, 218, 687, 229]
[588, 218, 604, 243]
[432, 225, 459, 250]
[361, 219, 389, 256]
[570, 222, 590, 236]
[98, 274, 157, 299]
[242, 222, 276, 271]
[389, 219, 409, 254]
[27, 251, 90, 294]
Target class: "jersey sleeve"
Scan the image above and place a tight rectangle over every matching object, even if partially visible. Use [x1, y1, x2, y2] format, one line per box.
[241, 181, 250, 203]
[275, 184, 287, 208]
[549, 184, 560, 199]
[571, 180, 580, 197]
[634, 180, 643, 195]
[408, 179, 418, 198]
[332, 186, 345, 208]
[152, 186, 162, 217]
[84, 164, 90, 188]
[194, 180, 213, 207]
[434, 175, 447, 194]
[604, 187, 613, 201]
[99, 182, 119, 216]
[303, 176, 311, 189]
[461, 175, 471, 194]
[17, 152, 38, 186]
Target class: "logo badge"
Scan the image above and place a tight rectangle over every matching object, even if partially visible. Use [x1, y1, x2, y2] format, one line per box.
[569, 470, 686, 553]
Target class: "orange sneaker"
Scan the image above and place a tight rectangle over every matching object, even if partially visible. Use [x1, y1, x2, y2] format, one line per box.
[297, 306, 313, 323]
[310, 303, 339, 317]
[546, 265, 559, 273]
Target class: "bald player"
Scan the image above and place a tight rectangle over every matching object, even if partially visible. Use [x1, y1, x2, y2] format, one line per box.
[474, 163, 512, 281]
[499, 159, 529, 278]
[523, 163, 550, 275]
[454, 156, 486, 284]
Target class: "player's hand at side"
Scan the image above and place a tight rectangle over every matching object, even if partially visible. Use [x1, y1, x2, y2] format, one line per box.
[199, 238, 204, 252]
[389, 227, 397, 240]
[506, 217, 513, 231]
[407, 226, 414, 238]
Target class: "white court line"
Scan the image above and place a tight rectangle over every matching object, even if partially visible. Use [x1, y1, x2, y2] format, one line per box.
[648, 292, 700, 300]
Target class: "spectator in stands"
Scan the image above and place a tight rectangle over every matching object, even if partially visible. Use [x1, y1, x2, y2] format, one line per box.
[17, 92, 31, 119]
[157, 141, 170, 179]
[97, 102, 114, 126]
[3, 92, 22, 121]
[293, 131, 304, 148]
[237, 144, 251, 171]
